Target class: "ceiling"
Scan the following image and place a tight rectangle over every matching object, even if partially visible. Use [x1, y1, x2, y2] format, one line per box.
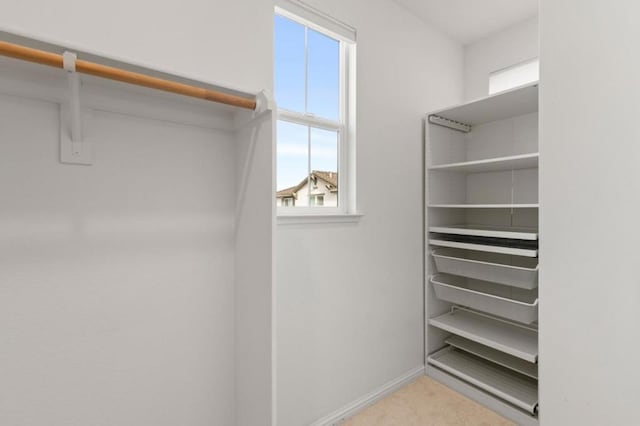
[393, 0, 538, 45]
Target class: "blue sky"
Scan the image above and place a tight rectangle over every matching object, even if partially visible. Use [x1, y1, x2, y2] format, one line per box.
[274, 15, 340, 190]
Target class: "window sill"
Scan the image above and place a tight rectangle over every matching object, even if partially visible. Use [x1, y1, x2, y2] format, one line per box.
[277, 213, 363, 225]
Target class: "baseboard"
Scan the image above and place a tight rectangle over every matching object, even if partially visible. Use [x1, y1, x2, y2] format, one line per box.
[310, 365, 425, 426]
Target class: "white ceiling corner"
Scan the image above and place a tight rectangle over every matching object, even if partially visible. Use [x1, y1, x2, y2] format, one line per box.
[393, 0, 538, 45]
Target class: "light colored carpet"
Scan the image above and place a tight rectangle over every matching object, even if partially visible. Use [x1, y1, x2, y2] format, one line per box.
[342, 376, 514, 426]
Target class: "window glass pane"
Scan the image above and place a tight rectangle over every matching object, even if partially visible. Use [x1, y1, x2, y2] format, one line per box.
[307, 29, 340, 120]
[277, 121, 309, 205]
[274, 15, 305, 112]
[310, 127, 338, 207]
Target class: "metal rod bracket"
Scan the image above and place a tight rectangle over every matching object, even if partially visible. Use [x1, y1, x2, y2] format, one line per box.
[255, 89, 276, 114]
[60, 51, 92, 165]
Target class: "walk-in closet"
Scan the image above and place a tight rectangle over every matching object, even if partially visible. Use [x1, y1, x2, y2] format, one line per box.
[2, 1, 639, 425]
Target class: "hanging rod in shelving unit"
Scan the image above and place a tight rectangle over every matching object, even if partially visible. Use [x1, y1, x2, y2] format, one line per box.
[0, 40, 257, 110]
[428, 114, 472, 133]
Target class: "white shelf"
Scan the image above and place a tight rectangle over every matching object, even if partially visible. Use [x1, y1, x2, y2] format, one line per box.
[429, 309, 538, 362]
[428, 367, 539, 426]
[428, 347, 538, 414]
[429, 224, 538, 240]
[430, 239, 538, 258]
[428, 204, 539, 209]
[428, 83, 538, 126]
[431, 275, 538, 324]
[446, 335, 538, 379]
[429, 153, 539, 173]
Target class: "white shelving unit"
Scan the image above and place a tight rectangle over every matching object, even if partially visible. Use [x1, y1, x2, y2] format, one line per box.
[425, 83, 540, 423]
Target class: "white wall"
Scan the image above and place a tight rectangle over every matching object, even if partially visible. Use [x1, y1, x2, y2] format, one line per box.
[0, 59, 240, 426]
[2, 2, 465, 425]
[235, 110, 276, 426]
[539, 1, 640, 424]
[2, 2, 276, 425]
[0, 0, 273, 94]
[464, 16, 538, 100]
[275, 1, 463, 425]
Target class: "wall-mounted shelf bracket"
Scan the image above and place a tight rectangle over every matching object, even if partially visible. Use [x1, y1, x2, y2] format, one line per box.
[60, 51, 92, 165]
[428, 114, 472, 133]
[234, 89, 275, 130]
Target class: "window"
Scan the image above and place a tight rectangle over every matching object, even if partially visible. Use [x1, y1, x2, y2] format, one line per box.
[274, 2, 355, 215]
[282, 197, 295, 207]
[489, 58, 539, 94]
[310, 194, 324, 206]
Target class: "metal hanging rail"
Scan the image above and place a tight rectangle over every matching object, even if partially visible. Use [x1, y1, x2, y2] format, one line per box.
[0, 40, 257, 110]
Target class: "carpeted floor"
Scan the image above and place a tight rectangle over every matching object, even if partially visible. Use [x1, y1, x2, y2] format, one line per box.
[342, 376, 514, 426]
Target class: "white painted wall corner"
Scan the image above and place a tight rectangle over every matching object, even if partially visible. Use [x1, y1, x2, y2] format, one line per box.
[309, 366, 425, 426]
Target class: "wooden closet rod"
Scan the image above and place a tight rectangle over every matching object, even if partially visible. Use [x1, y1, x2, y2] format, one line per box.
[0, 41, 257, 110]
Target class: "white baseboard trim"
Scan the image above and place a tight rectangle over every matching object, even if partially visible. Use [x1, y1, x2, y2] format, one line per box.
[310, 365, 425, 426]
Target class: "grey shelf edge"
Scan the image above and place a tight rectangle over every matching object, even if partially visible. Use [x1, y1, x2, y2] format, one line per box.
[429, 308, 538, 363]
[430, 239, 538, 258]
[429, 224, 538, 241]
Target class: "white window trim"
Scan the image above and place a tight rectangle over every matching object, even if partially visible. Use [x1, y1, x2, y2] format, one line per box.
[275, 1, 358, 221]
[277, 212, 363, 225]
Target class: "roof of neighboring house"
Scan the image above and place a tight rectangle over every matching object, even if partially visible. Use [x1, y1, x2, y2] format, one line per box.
[275, 185, 299, 198]
[313, 170, 337, 188]
[276, 171, 338, 198]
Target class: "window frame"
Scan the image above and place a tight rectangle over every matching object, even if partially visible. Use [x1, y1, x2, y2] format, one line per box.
[275, 3, 357, 219]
